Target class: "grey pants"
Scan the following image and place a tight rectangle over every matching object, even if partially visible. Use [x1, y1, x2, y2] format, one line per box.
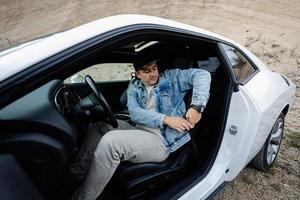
[72, 120, 169, 200]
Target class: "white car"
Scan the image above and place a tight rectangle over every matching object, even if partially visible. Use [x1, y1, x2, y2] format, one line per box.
[0, 15, 295, 200]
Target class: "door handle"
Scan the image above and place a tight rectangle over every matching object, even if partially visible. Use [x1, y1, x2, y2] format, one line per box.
[229, 125, 238, 135]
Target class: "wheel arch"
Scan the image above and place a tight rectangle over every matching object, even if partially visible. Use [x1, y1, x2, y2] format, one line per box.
[281, 104, 289, 117]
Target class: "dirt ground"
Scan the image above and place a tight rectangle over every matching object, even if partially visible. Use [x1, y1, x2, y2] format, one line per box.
[0, 0, 299, 199]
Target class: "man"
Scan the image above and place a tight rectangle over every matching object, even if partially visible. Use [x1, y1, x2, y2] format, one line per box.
[72, 54, 211, 200]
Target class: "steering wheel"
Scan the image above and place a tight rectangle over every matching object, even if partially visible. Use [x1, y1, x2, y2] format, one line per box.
[85, 75, 118, 128]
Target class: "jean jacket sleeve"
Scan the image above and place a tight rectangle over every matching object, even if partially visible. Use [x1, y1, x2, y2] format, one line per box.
[168, 68, 211, 106]
[127, 81, 166, 128]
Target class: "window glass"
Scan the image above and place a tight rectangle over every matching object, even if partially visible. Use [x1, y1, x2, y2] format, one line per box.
[65, 63, 134, 83]
[221, 44, 255, 83]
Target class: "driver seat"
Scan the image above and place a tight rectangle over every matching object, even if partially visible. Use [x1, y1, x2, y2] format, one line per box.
[110, 142, 193, 199]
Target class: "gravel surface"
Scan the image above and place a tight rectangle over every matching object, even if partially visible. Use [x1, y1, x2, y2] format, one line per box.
[1, 0, 299, 199]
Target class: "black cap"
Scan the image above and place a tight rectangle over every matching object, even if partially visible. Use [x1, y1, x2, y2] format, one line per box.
[133, 50, 161, 71]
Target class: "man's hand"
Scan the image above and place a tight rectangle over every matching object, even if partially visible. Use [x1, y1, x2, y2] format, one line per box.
[163, 116, 194, 133]
[185, 107, 202, 127]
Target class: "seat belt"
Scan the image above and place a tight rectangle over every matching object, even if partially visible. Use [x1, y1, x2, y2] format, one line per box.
[189, 123, 202, 167]
[184, 90, 202, 166]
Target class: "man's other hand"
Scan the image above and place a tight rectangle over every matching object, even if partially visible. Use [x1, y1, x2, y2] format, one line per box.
[163, 116, 194, 133]
[185, 108, 202, 127]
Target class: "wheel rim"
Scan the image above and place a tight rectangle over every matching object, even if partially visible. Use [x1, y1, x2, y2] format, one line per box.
[267, 118, 284, 165]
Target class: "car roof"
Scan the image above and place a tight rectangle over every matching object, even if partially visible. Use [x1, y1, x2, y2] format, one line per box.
[0, 14, 267, 81]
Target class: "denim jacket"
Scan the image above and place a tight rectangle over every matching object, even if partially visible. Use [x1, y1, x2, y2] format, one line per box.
[127, 68, 211, 152]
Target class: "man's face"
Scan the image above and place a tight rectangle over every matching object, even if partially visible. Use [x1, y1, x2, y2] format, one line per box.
[136, 62, 159, 86]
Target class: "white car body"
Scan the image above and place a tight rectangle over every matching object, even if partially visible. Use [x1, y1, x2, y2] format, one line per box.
[0, 15, 295, 200]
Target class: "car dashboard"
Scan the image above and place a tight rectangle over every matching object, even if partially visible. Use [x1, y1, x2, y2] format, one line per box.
[0, 80, 79, 198]
[0, 80, 78, 149]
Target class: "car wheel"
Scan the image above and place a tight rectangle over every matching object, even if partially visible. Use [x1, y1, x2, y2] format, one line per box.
[250, 113, 284, 171]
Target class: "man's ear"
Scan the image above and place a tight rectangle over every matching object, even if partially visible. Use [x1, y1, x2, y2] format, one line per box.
[135, 71, 141, 79]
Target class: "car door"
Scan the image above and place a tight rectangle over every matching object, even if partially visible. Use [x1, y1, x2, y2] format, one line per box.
[217, 43, 261, 181]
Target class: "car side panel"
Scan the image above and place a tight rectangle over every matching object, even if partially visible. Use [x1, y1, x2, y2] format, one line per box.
[223, 85, 261, 181]
[243, 70, 296, 163]
[179, 79, 262, 199]
[178, 84, 261, 199]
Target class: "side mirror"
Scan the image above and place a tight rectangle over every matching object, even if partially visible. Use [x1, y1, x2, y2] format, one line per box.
[233, 83, 240, 92]
[70, 74, 84, 83]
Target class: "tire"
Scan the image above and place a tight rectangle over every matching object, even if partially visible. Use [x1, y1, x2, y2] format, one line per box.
[250, 113, 284, 171]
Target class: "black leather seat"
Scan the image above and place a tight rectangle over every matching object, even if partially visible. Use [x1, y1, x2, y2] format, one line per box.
[111, 143, 193, 199]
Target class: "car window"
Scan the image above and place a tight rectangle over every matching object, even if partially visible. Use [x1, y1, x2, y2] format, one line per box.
[221, 43, 255, 83]
[65, 63, 135, 83]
